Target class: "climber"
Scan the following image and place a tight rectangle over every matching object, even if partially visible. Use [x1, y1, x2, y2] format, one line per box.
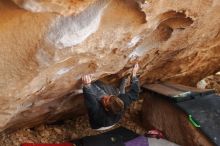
[82, 63, 140, 130]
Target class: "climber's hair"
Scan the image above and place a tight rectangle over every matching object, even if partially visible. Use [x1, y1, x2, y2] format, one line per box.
[106, 95, 124, 114]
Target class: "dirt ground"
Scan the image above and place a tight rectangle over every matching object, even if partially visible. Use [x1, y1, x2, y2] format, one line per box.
[0, 100, 145, 146]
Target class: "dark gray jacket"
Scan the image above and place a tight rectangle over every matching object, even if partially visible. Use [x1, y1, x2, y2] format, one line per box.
[83, 77, 140, 129]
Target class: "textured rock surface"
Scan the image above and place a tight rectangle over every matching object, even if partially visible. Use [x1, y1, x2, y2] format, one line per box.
[12, 0, 97, 16]
[197, 73, 220, 93]
[0, 0, 220, 132]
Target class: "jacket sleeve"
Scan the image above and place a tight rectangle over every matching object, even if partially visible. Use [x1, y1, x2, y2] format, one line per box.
[83, 85, 99, 113]
[93, 85, 107, 99]
[127, 76, 140, 100]
[120, 76, 140, 109]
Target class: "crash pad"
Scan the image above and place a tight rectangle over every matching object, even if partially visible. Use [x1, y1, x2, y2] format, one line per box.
[72, 127, 139, 146]
[21, 143, 73, 146]
[125, 136, 149, 146]
[177, 94, 220, 145]
[143, 82, 220, 145]
[148, 138, 179, 146]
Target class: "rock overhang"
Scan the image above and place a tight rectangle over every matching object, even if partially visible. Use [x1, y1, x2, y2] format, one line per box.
[0, 0, 219, 133]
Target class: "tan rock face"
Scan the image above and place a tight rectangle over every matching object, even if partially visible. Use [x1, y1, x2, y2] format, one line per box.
[11, 0, 97, 16]
[0, 0, 220, 132]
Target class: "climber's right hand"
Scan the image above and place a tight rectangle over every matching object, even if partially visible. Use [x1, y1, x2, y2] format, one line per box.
[82, 75, 92, 86]
[132, 63, 139, 77]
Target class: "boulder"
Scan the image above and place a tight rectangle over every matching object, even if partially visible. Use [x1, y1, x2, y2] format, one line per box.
[0, 0, 219, 132]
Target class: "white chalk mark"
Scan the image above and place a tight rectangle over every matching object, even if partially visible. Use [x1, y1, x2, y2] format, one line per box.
[46, 0, 109, 49]
[56, 67, 73, 75]
[22, 0, 44, 12]
[127, 36, 141, 48]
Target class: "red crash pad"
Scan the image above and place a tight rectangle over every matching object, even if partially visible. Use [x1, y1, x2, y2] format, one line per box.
[21, 143, 74, 146]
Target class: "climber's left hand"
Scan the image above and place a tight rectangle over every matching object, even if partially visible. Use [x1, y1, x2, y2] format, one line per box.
[82, 75, 92, 86]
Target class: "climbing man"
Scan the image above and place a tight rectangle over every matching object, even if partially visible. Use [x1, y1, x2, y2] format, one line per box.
[82, 63, 140, 130]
